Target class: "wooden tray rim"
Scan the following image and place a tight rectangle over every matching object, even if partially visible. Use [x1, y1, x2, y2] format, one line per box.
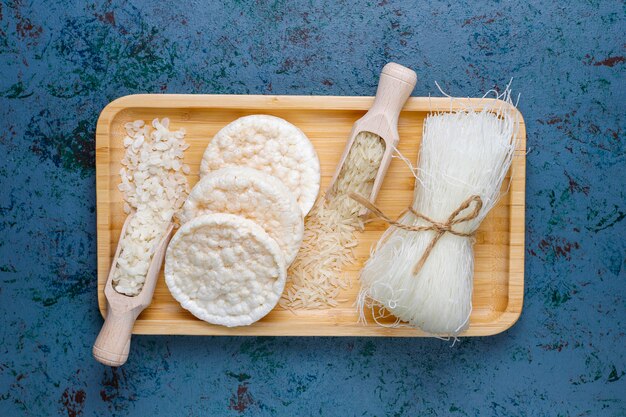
[96, 94, 526, 337]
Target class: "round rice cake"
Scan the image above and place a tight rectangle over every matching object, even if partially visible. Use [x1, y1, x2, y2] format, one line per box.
[180, 166, 303, 265]
[200, 115, 320, 216]
[165, 213, 286, 327]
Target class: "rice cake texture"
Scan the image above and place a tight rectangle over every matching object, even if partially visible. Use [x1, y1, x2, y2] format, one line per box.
[200, 115, 320, 216]
[165, 213, 286, 327]
[180, 166, 303, 265]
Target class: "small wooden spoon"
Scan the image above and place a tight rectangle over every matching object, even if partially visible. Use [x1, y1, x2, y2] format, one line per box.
[326, 62, 417, 210]
[93, 214, 174, 367]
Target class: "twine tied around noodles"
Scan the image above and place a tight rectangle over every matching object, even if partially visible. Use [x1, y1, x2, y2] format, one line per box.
[349, 193, 483, 275]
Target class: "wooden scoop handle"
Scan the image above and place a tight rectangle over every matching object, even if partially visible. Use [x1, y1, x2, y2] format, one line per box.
[93, 306, 139, 367]
[369, 62, 418, 127]
[361, 63, 416, 209]
[325, 63, 416, 203]
[93, 219, 173, 367]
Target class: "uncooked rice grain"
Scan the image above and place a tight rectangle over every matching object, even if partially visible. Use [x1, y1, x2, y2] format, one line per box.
[280, 132, 385, 309]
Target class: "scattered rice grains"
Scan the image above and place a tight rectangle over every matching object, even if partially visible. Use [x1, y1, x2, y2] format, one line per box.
[280, 132, 385, 309]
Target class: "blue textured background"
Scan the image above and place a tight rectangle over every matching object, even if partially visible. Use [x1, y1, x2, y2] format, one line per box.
[1, 1, 624, 416]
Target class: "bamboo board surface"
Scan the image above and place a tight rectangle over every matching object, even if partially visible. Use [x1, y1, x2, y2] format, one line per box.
[96, 94, 525, 337]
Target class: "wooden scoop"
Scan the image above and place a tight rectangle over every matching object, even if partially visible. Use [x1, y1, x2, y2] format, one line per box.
[93, 214, 174, 367]
[326, 62, 417, 208]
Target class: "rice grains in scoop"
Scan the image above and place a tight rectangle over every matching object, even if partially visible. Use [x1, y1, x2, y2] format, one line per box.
[281, 132, 386, 309]
[113, 118, 190, 296]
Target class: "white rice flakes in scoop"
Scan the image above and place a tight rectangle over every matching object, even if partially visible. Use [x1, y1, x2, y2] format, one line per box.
[165, 213, 286, 327]
[114, 118, 190, 296]
[180, 166, 303, 265]
[200, 115, 320, 216]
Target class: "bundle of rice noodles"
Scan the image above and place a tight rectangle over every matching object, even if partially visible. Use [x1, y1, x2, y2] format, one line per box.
[357, 90, 519, 336]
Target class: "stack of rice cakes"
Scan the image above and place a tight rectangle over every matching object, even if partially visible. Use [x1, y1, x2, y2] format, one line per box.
[165, 115, 320, 327]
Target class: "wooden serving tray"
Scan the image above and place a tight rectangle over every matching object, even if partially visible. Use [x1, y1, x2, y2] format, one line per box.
[96, 94, 525, 337]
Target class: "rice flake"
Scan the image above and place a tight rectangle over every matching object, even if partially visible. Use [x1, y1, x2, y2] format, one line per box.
[113, 118, 190, 296]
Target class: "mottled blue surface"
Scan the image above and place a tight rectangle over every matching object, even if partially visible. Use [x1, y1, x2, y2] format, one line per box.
[1, 1, 624, 416]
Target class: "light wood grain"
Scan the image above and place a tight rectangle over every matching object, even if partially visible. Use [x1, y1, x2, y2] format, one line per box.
[96, 94, 526, 337]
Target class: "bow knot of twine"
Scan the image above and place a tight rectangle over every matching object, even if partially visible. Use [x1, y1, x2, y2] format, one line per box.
[349, 193, 483, 275]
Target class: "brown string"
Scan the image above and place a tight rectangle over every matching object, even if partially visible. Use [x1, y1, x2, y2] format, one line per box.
[349, 192, 483, 275]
